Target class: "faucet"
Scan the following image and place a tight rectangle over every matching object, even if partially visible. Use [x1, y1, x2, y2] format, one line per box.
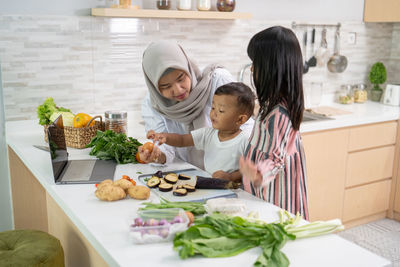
[238, 63, 252, 82]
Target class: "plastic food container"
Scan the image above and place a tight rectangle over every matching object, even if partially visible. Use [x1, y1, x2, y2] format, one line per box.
[129, 208, 189, 244]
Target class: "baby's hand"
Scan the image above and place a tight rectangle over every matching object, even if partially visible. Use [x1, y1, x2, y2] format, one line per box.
[212, 170, 230, 180]
[137, 144, 163, 164]
[146, 130, 167, 145]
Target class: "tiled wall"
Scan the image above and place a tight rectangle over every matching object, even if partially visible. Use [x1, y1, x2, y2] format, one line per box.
[0, 15, 397, 121]
[389, 24, 400, 84]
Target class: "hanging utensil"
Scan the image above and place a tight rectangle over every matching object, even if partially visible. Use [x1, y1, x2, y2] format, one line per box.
[307, 28, 317, 67]
[327, 28, 348, 73]
[315, 28, 330, 67]
[302, 30, 309, 74]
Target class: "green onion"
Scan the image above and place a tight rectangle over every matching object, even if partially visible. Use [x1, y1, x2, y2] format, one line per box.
[139, 198, 206, 215]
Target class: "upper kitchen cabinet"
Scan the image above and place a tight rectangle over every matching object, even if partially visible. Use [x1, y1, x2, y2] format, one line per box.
[364, 0, 400, 22]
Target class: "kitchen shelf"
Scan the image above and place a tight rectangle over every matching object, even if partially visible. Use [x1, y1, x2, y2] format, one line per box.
[91, 8, 252, 20]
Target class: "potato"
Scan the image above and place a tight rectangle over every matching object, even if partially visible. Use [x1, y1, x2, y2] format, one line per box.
[113, 178, 134, 191]
[95, 184, 126, 201]
[127, 186, 150, 200]
[97, 179, 113, 190]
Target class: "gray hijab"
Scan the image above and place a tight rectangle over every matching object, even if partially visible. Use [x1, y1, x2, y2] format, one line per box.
[142, 40, 222, 130]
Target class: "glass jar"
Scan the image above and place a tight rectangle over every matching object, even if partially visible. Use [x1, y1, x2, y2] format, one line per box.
[120, 0, 132, 8]
[216, 0, 235, 12]
[353, 83, 368, 103]
[338, 84, 354, 104]
[106, 0, 119, 8]
[157, 0, 171, 10]
[197, 0, 211, 11]
[105, 111, 127, 134]
[177, 0, 191, 10]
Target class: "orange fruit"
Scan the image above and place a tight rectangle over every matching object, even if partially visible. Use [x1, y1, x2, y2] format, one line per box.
[136, 152, 145, 164]
[73, 113, 94, 128]
[142, 142, 154, 153]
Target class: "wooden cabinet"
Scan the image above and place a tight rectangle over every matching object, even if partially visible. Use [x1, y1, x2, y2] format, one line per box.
[348, 121, 397, 151]
[346, 146, 395, 187]
[364, 0, 400, 22]
[302, 129, 348, 221]
[343, 180, 392, 222]
[395, 171, 400, 220]
[302, 120, 399, 227]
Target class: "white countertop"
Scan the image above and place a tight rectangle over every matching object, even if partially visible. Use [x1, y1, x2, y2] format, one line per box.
[300, 98, 400, 133]
[5, 114, 393, 267]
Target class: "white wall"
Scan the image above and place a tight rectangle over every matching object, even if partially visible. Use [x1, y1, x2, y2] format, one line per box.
[0, 65, 13, 231]
[0, 0, 365, 21]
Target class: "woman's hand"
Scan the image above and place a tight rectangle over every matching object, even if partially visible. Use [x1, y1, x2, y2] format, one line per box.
[239, 156, 262, 186]
[147, 130, 168, 145]
[137, 144, 166, 164]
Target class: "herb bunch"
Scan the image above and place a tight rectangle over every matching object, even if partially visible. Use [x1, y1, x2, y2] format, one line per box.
[86, 130, 142, 164]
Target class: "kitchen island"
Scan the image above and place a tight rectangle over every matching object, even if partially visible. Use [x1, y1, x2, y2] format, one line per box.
[6, 105, 393, 267]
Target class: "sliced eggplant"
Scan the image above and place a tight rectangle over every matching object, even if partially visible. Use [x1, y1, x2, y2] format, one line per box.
[182, 184, 196, 192]
[173, 188, 187, 196]
[195, 176, 240, 190]
[176, 185, 183, 189]
[146, 176, 161, 188]
[153, 170, 163, 178]
[164, 173, 178, 184]
[178, 174, 191, 180]
[158, 183, 173, 192]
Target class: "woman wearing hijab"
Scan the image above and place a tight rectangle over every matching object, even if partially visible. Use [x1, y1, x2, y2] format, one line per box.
[138, 40, 253, 169]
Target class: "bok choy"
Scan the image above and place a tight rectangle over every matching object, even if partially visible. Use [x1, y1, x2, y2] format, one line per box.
[173, 210, 344, 267]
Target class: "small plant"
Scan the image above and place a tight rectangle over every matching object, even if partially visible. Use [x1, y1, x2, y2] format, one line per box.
[369, 62, 387, 91]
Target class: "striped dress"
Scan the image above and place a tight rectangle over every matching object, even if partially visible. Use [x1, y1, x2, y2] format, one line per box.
[243, 104, 309, 220]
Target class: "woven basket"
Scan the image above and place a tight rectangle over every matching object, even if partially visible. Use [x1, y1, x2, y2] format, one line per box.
[44, 116, 105, 149]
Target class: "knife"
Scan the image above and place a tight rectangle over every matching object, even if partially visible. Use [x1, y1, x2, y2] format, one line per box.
[33, 145, 50, 152]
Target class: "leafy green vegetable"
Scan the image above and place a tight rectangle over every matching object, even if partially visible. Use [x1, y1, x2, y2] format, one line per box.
[86, 130, 142, 164]
[37, 97, 71, 125]
[140, 198, 206, 216]
[173, 211, 344, 267]
[173, 213, 295, 267]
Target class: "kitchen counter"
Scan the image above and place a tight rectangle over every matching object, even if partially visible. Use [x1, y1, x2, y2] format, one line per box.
[129, 99, 400, 136]
[300, 99, 400, 133]
[5, 119, 391, 267]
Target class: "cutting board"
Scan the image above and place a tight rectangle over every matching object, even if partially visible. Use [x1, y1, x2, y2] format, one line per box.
[138, 168, 237, 202]
[306, 106, 352, 117]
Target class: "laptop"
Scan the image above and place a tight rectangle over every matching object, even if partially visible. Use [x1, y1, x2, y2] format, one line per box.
[47, 115, 117, 184]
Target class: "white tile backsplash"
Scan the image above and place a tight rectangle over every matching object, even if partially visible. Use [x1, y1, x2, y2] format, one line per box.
[0, 15, 398, 121]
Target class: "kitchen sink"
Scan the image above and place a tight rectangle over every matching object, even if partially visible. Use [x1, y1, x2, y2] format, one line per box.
[302, 110, 334, 122]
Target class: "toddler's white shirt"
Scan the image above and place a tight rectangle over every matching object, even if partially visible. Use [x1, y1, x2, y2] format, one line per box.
[191, 127, 249, 175]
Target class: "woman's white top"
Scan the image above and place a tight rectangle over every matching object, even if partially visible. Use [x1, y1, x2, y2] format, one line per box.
[191, 127, 249, 175]
[141, 68, 254, 169]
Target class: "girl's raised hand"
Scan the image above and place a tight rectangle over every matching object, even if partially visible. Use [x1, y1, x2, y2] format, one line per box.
[239, 156, 262, 186]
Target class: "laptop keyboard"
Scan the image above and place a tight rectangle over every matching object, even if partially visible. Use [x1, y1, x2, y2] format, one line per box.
[61, 160, 96, 182]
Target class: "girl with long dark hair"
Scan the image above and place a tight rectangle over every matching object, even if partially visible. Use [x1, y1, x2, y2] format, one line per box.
[239, 26, 309, 220]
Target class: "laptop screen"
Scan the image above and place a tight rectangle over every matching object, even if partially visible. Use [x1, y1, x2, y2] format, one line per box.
[47, 115, 68, 181]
